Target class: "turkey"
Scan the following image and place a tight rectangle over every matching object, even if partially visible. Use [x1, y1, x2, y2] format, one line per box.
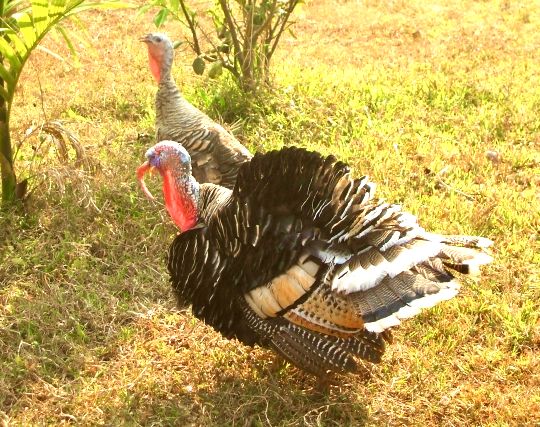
[140, 32, 252, 189]
[137, 141, 494, 378]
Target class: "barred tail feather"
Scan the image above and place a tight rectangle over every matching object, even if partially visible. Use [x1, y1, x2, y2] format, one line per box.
[347, 233, 492, 333]
[353, 272, 461, 333]
[270, 323, 359, 376]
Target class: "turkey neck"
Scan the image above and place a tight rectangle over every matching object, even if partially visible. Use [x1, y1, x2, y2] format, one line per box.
[162, 168, 199, 231]
[151, 45, 207, 131]
[156, 77, 209, 130]
[197, 184, 232, 223]
[164, 182, 231, 232]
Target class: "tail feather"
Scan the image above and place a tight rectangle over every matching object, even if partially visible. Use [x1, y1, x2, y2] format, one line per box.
[444, 235, 494, 248]
[270, 323, 359, 375]
[270, 330, 332, 377]
[351, 270, 460, 333]
[413, 258, 453, 282]
[337, 330, 387, 363]
[440, 246, 493, 276]
[345, 232, 492, 333]
[422, 232, 494, 249]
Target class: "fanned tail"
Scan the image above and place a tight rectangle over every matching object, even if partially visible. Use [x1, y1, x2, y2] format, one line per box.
[347, 233, 493, 333]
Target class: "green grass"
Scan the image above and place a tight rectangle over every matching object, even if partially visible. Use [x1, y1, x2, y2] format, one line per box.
[1, 0, 539, 425]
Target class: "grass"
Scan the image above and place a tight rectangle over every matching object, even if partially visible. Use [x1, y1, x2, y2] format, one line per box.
[1, 0, 539, 425]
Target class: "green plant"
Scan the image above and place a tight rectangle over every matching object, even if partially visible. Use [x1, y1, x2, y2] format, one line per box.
[0, 0, 129, 205]
[143, 0, 302, 93]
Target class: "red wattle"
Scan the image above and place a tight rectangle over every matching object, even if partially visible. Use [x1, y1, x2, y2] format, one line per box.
[148, 51, 161, 83]
[162, 170, 197, 231]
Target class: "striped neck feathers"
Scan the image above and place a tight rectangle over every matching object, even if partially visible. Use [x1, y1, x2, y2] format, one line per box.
[161, 168, 199, 231]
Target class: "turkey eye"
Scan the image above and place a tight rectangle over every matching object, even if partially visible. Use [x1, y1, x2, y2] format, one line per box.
[155, 36, 162, 43]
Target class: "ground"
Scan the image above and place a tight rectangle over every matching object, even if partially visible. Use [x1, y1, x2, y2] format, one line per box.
[0, 0, 539, 425]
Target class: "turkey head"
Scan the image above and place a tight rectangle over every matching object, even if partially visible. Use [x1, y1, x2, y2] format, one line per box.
[137, 141, 199, 231]
[140, 32, 174, 83]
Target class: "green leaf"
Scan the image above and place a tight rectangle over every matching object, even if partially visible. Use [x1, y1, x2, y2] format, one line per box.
[137, 3, 154, 16]
[192, 56, 205, 75]
[48, 0, 72, 21]
[0, 63, 15, 88]
[60, 14, 93, 52]
[5, 32, 28, 60]
[207, 61, 223, 79]
[31, 0, 50, 35]
[16, 12, 37, 47]
[0, 84, 10, 103]
[3, 0, 29, 17]
[168, 0, 179, 13]
[55, 24, 75, 56]
[153, 7, 169, 28]
[0, 36, 22, 70]
[36, 44, 67, 62]
[253, 11, 264, 26]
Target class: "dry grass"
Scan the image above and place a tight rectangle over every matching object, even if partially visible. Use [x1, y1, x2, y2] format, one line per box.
[1, 0, 539, 425]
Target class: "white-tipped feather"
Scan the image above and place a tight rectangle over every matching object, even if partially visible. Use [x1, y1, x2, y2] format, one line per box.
[363, 204, 390, 224]
[364, 322, 385, 333]
[378, 315, 402, 329]
[463, 252, 494, 275]
[365, 315, 401, 333]
[475, 237, 494, 248]
[364, 281, 460, 332]
[397, 211, 420, 229]
[417, 231, 444, 243]
[419, 232, 494, 249]
[391, 228, 421, 248]
[332, 240, 442, 293]
[337, 261, 390, 292]
[394, 304, 422, 319]
[365, 181, 376, 196]
[379, 231, 402, 252]
[408, 284, 460, 309]
[309, 246, 350, 264]
[466, 252, 494, 265]
[352, 224, 375, 241]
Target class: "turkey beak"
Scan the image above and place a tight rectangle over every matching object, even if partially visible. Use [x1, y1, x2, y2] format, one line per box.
[139, 34, 151, 44]
[137, 161, 155, 200]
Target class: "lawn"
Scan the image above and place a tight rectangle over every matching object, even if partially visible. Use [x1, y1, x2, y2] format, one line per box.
[0, 0, 539, 425]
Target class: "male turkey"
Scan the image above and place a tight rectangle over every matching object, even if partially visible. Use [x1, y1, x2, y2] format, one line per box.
[140, 32, 252, 189]
[137, 141, 493, 378]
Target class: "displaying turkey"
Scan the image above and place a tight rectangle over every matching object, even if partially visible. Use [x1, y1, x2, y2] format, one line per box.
[137, 141, 494, 378]
[140, 32, 252, 189]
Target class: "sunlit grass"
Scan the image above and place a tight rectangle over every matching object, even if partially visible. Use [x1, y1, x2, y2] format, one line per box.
[1, 0, 539, 425]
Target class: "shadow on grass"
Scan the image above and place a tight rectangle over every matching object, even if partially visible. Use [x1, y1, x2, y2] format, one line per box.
[193, 371, 371, 426]
[108, 359, 372, 426]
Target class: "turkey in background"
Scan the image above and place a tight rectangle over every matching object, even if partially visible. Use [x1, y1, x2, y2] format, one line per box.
[137, 141, 494, 380]
[141, 33, 252, 190]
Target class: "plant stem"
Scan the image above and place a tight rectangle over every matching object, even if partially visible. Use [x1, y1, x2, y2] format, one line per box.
[218, 0, 244, 70]
[179, 0, 201, 55]
[0, 71, 16, 203]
